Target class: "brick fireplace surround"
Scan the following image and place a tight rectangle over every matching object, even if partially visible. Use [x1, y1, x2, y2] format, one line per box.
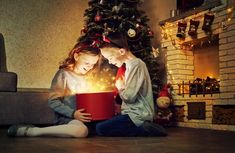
[160, 0, 235, 131]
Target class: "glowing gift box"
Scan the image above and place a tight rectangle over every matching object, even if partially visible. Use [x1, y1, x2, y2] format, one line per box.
[76, 92, 115, 121]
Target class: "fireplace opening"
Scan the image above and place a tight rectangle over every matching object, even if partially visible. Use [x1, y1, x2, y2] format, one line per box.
[194, 36, 219, 79]
[178, 35, 220, 96]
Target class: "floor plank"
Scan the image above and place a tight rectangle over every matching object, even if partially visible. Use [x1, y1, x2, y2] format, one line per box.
[1, 127, 235, 153]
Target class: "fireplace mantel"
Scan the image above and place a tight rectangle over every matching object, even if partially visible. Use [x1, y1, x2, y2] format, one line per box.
[159, 0, 222, 26]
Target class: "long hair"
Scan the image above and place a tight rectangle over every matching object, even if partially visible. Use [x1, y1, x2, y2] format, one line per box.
[59, 43, 101, 70]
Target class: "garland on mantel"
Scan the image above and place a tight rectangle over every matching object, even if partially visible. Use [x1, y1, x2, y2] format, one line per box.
[160, 6, 234, 51]
[161, 4, 234, 94]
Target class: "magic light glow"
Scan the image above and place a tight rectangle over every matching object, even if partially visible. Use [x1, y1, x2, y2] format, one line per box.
[77, 68, 116, 93]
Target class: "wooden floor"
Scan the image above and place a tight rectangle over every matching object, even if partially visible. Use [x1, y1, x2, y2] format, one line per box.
[1, 127, 235, 153]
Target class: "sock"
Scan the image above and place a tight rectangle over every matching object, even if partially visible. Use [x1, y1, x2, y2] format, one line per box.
[16, 126, 31, 136]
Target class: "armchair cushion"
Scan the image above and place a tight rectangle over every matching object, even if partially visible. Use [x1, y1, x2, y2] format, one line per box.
[0, 72, 17, 92]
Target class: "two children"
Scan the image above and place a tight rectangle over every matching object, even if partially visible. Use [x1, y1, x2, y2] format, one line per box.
[8, 32, 167, 137]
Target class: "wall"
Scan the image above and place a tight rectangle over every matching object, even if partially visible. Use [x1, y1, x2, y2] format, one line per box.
[0, 0, 88, 88]
[142, 0, 176, 46]
[0, 0, 175, 89]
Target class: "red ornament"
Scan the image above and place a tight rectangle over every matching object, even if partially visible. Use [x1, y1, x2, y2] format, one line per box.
[102, 34, 111, 43]
[95, 11, 102, 22]
[114, 64, 126, 97]
[148, 29, 154, 37]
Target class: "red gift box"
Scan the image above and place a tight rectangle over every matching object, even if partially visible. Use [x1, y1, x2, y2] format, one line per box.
[76, 92, 115, 120]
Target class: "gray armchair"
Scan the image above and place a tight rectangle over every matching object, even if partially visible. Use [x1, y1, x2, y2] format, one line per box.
[0, 33, 17, 92]
[0, 33, 54, 125]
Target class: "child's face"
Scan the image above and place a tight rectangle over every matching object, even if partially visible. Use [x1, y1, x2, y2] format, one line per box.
[100, 47, 124, 68]
[74, 53, 99, 74]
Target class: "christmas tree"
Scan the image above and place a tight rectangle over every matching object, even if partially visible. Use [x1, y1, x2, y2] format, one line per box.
[78, 0, 162, 96]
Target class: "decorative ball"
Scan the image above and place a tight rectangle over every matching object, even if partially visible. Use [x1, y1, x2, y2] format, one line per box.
[127, 28, 136, 38]
[136, 23, 140, 28]
[95, 15, 101, 22]
[148, 29, 154, 37]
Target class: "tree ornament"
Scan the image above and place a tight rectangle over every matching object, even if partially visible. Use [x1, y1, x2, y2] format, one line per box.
[103, 23, 113, 35]
[95, 11, 102, 22]
[136, 23, 140, 28]
[102, 33, 111, 43]
[176, 20, 187, 39]
[91, 39, 102, 48]
[127, 28, 137, 38]
[103, 22, 108, 29]
[136, 18, 141, 22]
[112, 2, 124, 14]
[188, 19, 200, 36]
[131, 15, 136, 20]
[80, 26, 87, 35]
[99, 0, 105, 5]
[202, 12, 214, 32]
[147, 29, 154, 37]
[152, 47, 159, 58]
[113, 15, 118, 20]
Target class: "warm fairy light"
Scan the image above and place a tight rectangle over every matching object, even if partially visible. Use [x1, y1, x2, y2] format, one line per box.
[227, 7, 233, 13]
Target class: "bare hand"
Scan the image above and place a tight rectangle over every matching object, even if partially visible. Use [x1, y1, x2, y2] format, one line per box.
[74, 109, 92, 122]
[115, 76, 125, 90]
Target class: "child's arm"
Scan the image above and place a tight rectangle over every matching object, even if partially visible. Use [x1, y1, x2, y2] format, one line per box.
[48, 70, 75, 118]
[118, 63, 145, 103]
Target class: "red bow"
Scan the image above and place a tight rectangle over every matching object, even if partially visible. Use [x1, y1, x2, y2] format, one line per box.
[102, 34, 111, 43]
[114, 64, 126, 96]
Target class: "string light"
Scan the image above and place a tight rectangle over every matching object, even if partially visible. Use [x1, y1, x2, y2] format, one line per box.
[160, 5, 234, 50]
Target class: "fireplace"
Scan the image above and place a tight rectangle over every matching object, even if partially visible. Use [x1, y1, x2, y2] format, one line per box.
[159, 0, 235, 131]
